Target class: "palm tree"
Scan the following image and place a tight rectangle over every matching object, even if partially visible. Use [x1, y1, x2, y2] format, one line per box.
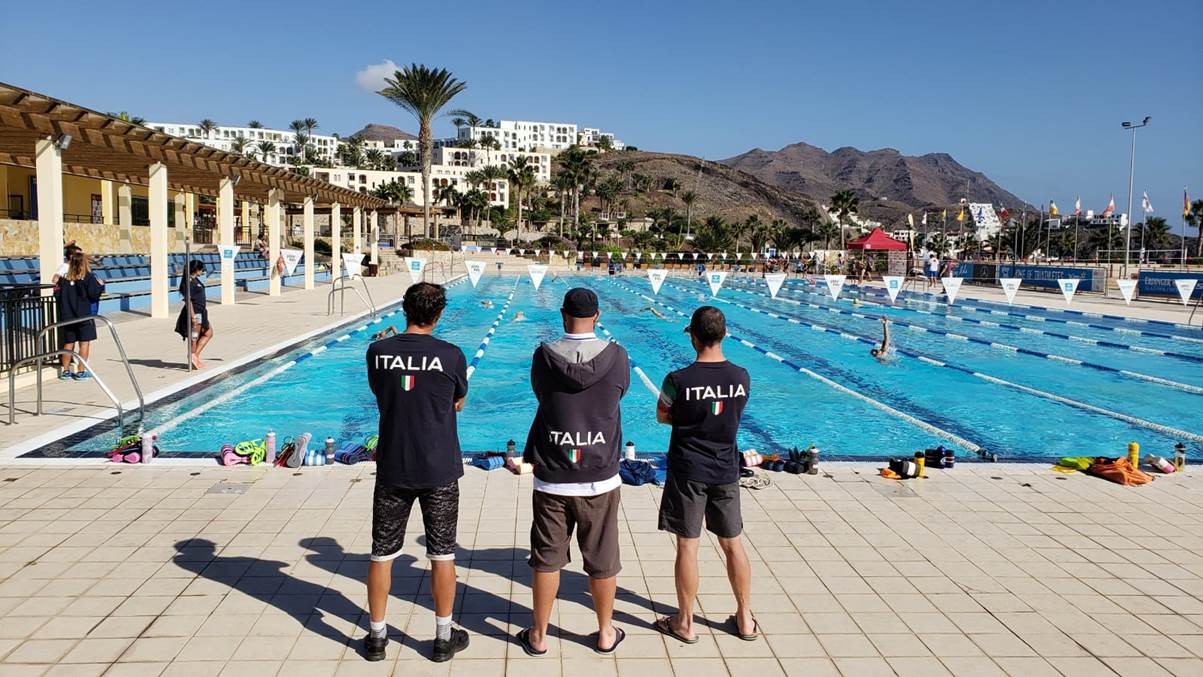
[615, 159, 636, 191]
[829, 190, 859, 248]
[480, 165, 509, 230]
[681, 190, 698, 237]
[198, 119, 218, 140]
[817, 222, 840, 249]
[553, 172, 575, 238]
[255, 141, 275, 163]
[434, 184, 460, 238]
[597, 136, 613, 152]
[595, 175, 622, 218]
[303, 118, 319, 138]
[926, 233, 951, 257]
[1185, 200, 1203, 258]
[694, 216, 734, 253]
[557, 148, 593, 228]
[231, 135, 250, 155]
[1139, 216, 1171, 254]
[480, 135, 500, 164]
[107, 111, 145, 125]
[378, 64, 468, 239]
[248, 120, 263, 129]
[506, 159, 536, 241]
[449, 110, 482, 145]
[365, 148, 386, 170]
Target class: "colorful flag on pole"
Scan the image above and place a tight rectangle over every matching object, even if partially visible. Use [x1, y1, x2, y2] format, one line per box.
[998, 207, 1009, 222]
[1142, 192, 1154, 214]
[1049, 201, 1059, 217]
[1101, 195, 1116, 218]
[907, 213, 914, 227]
[1073, 197, 1081, 216]
[921, 212, 927, 226]
[955, 208, 965, 222]
[1186, 188, 1192, 217]
[941, 209, 947, 221]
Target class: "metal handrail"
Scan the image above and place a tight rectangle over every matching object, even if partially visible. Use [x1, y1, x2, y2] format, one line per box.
[37, 315, 144, 428]
[327, 276, 375, 318]
[7, 350, 124, 429]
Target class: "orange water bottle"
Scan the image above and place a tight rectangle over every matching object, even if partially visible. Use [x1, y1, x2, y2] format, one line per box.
[1127, 441, 1139, 468]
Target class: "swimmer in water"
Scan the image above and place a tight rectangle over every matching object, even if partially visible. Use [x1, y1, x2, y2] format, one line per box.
[372, 325, 399, 340]
[870, 316, 892, 362]
[644, 306, 669, 320]
[481, 300, 494, 309]
[513, 311, 526, 322]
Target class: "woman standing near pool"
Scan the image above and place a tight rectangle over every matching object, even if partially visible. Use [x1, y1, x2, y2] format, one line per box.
[54, 251, 104, 380]
[174, 260, 214, 369]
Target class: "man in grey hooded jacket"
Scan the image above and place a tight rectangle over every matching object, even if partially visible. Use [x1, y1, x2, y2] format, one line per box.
[518, 287, 630, 657]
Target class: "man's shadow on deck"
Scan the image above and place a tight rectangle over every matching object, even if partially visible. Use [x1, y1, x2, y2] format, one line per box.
[174, 537, 662, 653]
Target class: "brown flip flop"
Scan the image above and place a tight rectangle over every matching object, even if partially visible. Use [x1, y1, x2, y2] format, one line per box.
[727, 615, 759, 641]
[656, 616, 698, 644]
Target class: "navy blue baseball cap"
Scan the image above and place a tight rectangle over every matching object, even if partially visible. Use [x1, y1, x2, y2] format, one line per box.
[562, 288, 599, 317]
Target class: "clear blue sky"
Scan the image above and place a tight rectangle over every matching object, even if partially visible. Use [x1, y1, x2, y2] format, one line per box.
[3, 0, 1200, 224]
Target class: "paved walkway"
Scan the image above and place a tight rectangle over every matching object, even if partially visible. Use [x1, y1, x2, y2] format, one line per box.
[0, 462, 1199, 676]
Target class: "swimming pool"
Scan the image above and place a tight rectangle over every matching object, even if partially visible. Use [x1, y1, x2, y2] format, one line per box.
[34, 270, 1203, 462]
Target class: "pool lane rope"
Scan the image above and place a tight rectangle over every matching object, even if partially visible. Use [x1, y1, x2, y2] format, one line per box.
[465, 285, 518, 381]
[723, 278, 1203, 395]
[667, 279, 1203, 444]
[822, 277, 1203, 341]
[608, 279, 983, 452]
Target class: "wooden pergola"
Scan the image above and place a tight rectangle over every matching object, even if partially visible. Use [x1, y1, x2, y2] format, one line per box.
[0, 82, 382, 208]
[0, 81, 386, 316]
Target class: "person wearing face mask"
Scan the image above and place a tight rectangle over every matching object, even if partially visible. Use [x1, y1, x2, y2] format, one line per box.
[174, 260, 213, 369]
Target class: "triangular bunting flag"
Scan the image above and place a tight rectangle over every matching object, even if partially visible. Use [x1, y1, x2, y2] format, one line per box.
[1174, 279, 1198, 306]
[517, 248, 526, 256]
[942, 277, 963, 304]
[218, 244, 241, 262]
[764, 273, 787, 299]
[635, 252, 642, 261]
[404, 257, 427, 284]
[527, 264, 548, 290]
[281, 248, 302, 276]
[464, 260, 486, 287]
[822, 274, 846, 301]
[1000, 278, 1022, 305]
[1116, 279, 1137, 305]
[1059, 278, 1080, 305]
[647, 269, 667, 295]
[341, 252, 361, 278]
[691, 253, 700, 260]
[707, 271, 728, 296]
[533, 249, 541, 257]
[882, 275, 904, 303]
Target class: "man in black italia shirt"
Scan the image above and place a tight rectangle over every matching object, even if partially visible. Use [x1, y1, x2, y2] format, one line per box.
[655, 306, 756, 644]
[364, 282, 469, 663]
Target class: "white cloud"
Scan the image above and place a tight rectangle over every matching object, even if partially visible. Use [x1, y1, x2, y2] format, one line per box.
[355, 60, 398, 92]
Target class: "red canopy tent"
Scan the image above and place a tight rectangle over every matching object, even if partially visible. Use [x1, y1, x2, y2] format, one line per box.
[847, 227, 908, 251]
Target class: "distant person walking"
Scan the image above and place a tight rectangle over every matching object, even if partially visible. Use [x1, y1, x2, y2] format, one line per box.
[54, 251, 104, 380]
[926, 254, 940, 288]
[174, 261, 213, 369]
[364, 282, 470, 663]
[654, 306, 755, 643]
[519, 287, 630, 657]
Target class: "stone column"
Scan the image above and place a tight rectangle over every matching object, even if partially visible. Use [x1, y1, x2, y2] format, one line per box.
[240, 199, 250, 243]
[173, 193, 186, 257]
[353, 207, 363, 255]
[34, 138, 63, 288]
[117, 183, 132, 254]
[267, 189, 282, 297]
[370, 210, 379, 265]
[100, 179, 113, 225]
[218, 178, 236, 305]
[148, 163, 169, 319]
[303, 196, 315, 289]
[330, 202, 342, 281]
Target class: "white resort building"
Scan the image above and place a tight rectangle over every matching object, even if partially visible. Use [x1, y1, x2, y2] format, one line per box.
[309, 167, 509, 208]
[145, 122, 340, 167]
[433, 146, 552, 183]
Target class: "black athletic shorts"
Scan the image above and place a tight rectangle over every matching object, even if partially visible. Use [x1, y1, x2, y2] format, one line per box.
[529, 488, 622, 578]
[658, 473, 742, 539]
[371, 481, 459, 562]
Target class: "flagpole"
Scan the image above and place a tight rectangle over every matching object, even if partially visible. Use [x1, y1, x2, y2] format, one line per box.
[1039, 204, 1045, 264]
[1073, 202, 1080, 265]
[1121, 117, 1150, 277]
[1183, 188, 1189, 268]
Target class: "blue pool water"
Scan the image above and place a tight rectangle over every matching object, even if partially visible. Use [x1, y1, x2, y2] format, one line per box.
[46, 272, 1202, 461]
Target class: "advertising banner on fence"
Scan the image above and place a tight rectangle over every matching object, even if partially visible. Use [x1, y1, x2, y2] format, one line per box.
[404, 257, 426, 284]
[1117, 279, 1138, 305]
[997, 264, 1102, 292]
[942, 277, 963, 304]
[1137, 271, 1203, 300]
[647, 269, 667, 295]
[1059, 278, 1080, 305]
[707, 271, 728, 296]
[1175, 279, 1198, 306]
[465, 260, 486, 287]
[765, 273, 787, 299]
[1000, 278, 1022, 305]
[823, 274, 846, 301]
[281, 249, 302, 276]
[527, 264, 548, 290]
[882, 276, 904, 303]
[341, 253, 361, 278]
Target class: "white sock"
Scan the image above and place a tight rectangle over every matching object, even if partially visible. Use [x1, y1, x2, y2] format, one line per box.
[436, 615, 452, 641]
[369, 619, 386, 638]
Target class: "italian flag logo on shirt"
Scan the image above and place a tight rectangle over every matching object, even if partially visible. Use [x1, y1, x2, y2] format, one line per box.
[567, 449, 581, 464]
[711, 401, 724, 416]
[400, 375, 415, 391]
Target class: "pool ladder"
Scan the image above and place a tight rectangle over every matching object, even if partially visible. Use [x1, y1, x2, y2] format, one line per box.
[5, 315, 145, 432]
[327, 273, 376, 319]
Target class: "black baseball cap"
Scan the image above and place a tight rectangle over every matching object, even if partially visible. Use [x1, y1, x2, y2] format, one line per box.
[562, 288, 599, 318]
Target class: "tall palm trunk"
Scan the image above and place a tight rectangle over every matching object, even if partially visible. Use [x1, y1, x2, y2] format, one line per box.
[559, 192, 566, 238]
[573, 186, 581, 227]
[517, 189, 524, 245]
[420, 124, 433, 239]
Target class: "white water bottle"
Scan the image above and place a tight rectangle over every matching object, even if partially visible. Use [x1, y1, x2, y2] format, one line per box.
[625, 441, 636, 461]
[1145, 454, 1175, 474]
[141, 434, 156, 463]
[265, 430, 276, 465]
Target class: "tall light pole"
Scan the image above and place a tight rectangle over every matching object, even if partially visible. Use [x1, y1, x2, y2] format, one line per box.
[1122, 116, 1150, 277]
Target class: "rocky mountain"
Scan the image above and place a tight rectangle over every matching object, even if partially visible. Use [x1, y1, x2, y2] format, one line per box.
[343, 123, 416, 142]
[721, 142, 1030, 214]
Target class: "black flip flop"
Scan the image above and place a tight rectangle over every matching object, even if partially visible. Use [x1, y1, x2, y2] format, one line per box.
[517, 628, 547, 657]
[655, 617, 699, 644]
[594, 627, 626, 655]
[727, 615, 759, 641]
